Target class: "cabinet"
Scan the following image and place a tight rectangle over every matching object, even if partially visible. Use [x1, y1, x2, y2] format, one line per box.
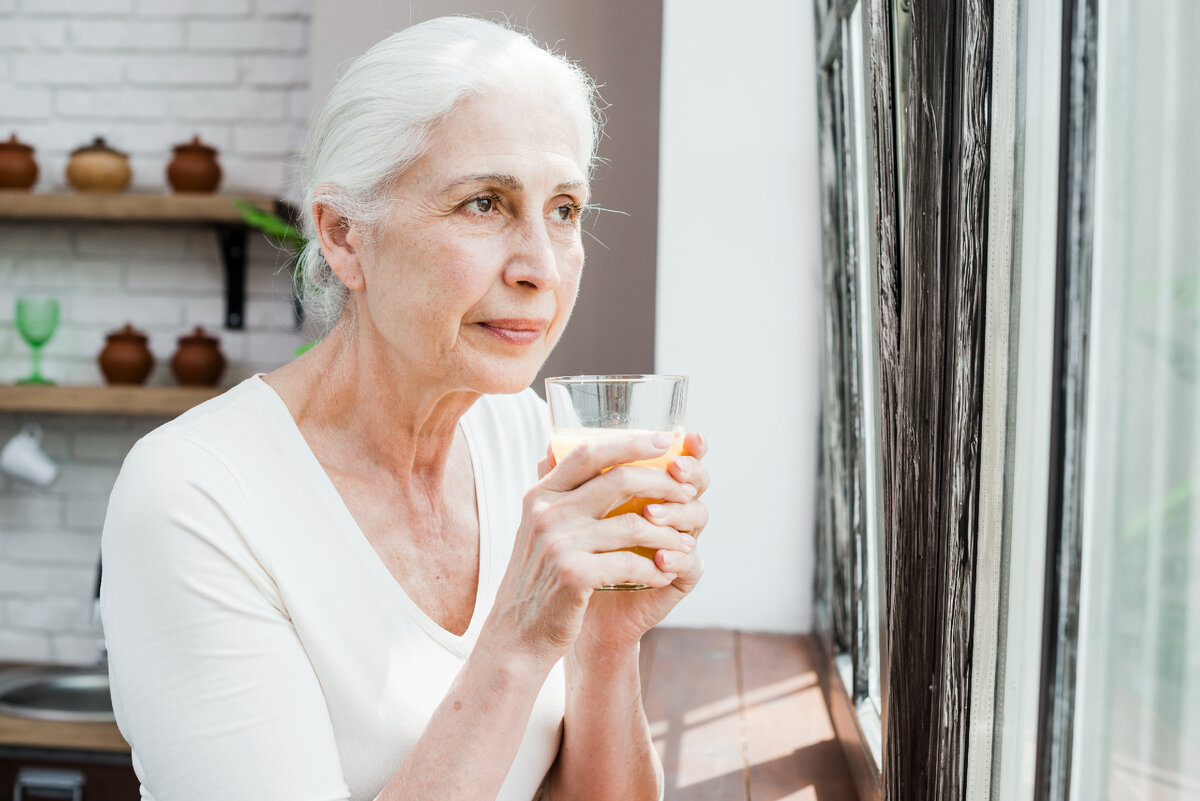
[0, 747, 139, 800]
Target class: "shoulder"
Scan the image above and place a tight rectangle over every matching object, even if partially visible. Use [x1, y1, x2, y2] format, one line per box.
[145, 375, 283, 452]
[103, 380, 285, 601]
[120, 376, 289, 481]
[107, 419, 250, 555]
[107, 377, 290, 537]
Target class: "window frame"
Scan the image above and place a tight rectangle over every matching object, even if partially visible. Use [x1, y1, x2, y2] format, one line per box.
[812, 1, 892, 798]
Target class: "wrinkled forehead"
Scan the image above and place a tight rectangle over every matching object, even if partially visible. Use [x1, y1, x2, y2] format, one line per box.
[469, 82, 593, 173]
[424, 88, 593, 183]
[377, 91, 590, 210]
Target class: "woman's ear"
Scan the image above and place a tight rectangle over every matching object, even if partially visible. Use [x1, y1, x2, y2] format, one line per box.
[313, 200, 366, 291]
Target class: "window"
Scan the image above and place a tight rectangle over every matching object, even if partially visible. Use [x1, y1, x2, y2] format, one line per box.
[813, 0, 886, 791]
[1071, 0, 1200, 797]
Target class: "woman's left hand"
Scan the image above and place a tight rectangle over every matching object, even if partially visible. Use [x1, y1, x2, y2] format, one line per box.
[537, 431, 709, 658]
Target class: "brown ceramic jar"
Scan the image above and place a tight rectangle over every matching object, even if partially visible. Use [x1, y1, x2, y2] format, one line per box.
[171, 326, 226, 387]
[66, 137, 132, 192]
[167, 136, 221, 193]
[0, 134, 38, 190]
[98, 324, 154, 385]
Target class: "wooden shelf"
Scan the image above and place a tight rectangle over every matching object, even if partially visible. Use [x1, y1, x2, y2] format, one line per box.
[0, 385, 221, 416]
[0, 191, 275, 223]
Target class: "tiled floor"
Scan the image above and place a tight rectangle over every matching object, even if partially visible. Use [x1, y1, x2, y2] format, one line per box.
[641, 628, 859, 801]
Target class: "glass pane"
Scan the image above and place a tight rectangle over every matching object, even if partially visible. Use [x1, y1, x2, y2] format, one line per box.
[847, 0, 884, 711]
[815, 64, 845, 652]
[1072, 1, 1200, 799]
[825, 57, 857, 660]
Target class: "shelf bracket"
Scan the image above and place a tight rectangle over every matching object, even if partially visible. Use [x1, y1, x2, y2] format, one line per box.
[213, 224, 247, 329]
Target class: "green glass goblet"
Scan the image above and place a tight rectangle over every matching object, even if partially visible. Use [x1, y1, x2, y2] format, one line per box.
[15, 297, 60, 385]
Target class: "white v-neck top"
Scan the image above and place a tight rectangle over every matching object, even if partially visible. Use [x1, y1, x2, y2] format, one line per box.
[100, 376, 564, 801]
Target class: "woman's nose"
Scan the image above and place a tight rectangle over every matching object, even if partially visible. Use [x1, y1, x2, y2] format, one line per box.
[504, 219, 561, 291]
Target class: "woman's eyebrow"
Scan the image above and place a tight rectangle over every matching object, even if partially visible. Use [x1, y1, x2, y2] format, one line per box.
[440, 174, 589, 200]
[441, 173, 523, 193]
[555, 180, 589, 201]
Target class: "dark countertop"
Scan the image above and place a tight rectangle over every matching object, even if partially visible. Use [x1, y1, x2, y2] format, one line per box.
[0, 661, 129, 754]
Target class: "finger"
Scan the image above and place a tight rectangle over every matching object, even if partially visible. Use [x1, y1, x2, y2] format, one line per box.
[537, 443, 556, 480]
[667, 455, 710, 497]
[541, 430, 678, 493]
[588, 513, 697, 555]
[655, 548, 704, 593]
[681, 431, 708, 459]
[591, 548, 679, 589]
[643, 499, 709, 536]
[574, 464, 698, 518]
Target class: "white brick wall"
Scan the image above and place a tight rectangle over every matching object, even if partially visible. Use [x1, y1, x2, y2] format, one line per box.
[0, 415, 181, 665]
[67, 20, 185, 50]
[2, 0, 310, 194]
[0, 0, 314, 663]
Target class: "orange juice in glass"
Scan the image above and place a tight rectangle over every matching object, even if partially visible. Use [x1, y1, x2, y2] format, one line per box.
[545, 375, 688, 590]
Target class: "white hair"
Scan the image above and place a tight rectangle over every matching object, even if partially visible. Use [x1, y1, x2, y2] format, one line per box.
[297, 15, 602, 331]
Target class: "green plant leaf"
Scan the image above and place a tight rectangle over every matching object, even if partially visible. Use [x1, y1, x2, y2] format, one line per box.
[233, 200, 307, 250]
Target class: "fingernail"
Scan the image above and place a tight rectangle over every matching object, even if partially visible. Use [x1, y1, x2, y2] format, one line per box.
[681, 483, 697, 497]
[646, 504, 665, 518]
[652, 433, 675, 449]
[681, 533, 697, 549]
[672, 458, 692, 478]
[660, 551, 676, 568]
[696, 433, 706, 450]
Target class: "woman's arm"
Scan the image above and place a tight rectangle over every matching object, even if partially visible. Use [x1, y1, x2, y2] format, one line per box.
[544, 642, 662, 801]
[376, 432, 699, 800]
[539, 432, 711, 801]
[372, 638, 554, 801]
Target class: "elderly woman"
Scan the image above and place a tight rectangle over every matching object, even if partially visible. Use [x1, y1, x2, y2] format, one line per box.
[100, 16, 708, 801]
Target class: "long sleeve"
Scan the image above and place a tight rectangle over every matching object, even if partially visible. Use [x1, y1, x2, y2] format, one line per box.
[101, 433, 351, 801]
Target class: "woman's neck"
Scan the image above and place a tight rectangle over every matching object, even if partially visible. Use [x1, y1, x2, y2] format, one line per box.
[263, 320, 480, 489]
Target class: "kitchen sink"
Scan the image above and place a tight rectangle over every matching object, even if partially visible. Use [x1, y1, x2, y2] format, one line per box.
[0, 666, 115, 723]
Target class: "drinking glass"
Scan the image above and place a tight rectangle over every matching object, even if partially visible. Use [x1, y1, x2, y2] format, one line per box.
[15, 297, 60, 385]
[545, 374, 688, 590]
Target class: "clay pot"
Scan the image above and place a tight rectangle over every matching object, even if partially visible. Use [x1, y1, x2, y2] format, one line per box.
[66, 137, 132, 192]
[167, 136, 222, 193]
[98, 324, 154, 385]
[171, 326, 226, 387]
[0, 134, 38, 191]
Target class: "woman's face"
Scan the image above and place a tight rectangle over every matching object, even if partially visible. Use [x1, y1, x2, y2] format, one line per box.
[348, 90, 589, 396]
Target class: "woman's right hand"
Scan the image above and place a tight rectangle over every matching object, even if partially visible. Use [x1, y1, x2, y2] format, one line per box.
[484, 432, 698, 669]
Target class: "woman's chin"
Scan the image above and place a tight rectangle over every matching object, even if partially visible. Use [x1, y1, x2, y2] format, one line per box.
[462, 360, 545, 396]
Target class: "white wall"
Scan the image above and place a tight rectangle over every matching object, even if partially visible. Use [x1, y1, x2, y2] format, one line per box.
[656, 0, 823, 632]
[2, 0, 311, 196]
[0, 0, 311, 663]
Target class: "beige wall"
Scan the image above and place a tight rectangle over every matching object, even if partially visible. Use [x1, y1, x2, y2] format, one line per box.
[308, 0, 662, 382]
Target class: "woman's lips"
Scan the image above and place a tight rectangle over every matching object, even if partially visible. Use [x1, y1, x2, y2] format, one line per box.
[475, 319, 549, 345]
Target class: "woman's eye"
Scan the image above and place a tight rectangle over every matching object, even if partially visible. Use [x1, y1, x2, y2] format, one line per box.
[554, 203, 581, 222]
[468, 195, 497, 214]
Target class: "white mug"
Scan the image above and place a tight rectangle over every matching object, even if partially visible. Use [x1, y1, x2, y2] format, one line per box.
[0, 423, 59, 487]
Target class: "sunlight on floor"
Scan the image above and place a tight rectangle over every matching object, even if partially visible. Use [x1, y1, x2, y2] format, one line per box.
[642, 629, 858, 800]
